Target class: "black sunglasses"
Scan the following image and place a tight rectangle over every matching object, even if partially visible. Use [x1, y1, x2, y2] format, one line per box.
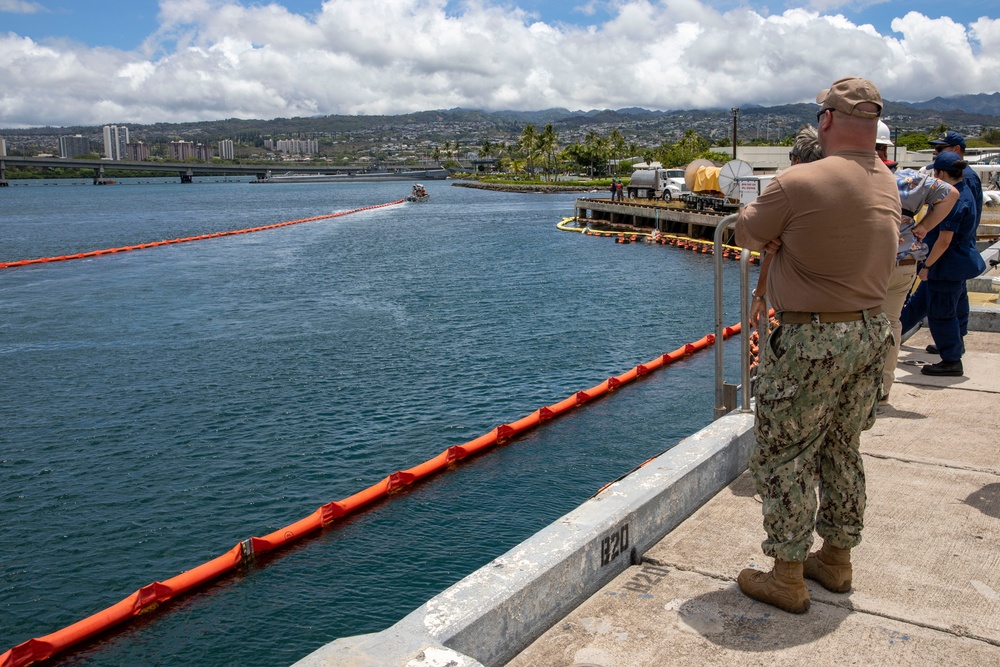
[816, 108, 834, 122]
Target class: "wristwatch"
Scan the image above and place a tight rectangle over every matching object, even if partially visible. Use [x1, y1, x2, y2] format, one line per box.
[752, 289, 766, 301]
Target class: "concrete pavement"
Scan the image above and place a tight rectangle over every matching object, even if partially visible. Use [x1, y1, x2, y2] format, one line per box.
[508, 328, 1000, 667]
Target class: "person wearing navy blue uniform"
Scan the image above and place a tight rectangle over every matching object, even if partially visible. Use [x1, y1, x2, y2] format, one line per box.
[925, 131, 983, 347]
[901, 150, 986, 376]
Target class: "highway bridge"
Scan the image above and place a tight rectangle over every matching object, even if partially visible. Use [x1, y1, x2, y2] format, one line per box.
[0, 156, 406, 186]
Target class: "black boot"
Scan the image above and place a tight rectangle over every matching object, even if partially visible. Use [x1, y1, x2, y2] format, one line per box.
[921, 359, 963, 376]
[926, 343, 965, 355]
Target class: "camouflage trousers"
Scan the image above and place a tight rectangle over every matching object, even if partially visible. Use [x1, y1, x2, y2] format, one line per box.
[751, 312, 891, 562]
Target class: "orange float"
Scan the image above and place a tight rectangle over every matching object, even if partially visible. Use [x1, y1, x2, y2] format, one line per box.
[0, 200, 405, 270]
[2, 229, 753, 667]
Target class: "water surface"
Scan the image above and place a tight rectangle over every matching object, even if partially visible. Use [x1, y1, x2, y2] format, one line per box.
[0, 178, 748, 664]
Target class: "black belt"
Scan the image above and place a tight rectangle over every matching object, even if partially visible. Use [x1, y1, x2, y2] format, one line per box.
[777, 306, 884, 324]
[901, 208, 917, 218]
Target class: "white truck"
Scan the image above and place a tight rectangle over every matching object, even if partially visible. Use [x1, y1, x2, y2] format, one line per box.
[626, 168, 688, 201]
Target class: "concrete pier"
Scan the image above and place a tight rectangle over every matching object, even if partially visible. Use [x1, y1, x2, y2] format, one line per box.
[509, 327, 1000, 667]
[573, 198, 731, 240]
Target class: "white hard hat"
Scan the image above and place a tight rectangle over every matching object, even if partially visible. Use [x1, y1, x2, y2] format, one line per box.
[876, 120, 893, 147]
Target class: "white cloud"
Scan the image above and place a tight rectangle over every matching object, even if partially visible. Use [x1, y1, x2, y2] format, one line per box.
[0, 0, 998, 127]
[0, 0, 45, 14]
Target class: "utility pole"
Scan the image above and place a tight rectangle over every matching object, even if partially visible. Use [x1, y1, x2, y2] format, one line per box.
[731, 108, 739, 160]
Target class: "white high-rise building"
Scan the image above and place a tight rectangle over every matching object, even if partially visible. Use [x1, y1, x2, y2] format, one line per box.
[102, 125, 130, 160]
[274, 138, 318, 155]
[218, 139, 234, 160]
[0, 136, 6, 157]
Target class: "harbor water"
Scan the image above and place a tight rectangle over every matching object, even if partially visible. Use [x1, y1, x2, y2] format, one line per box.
[0, 178, 748, 665]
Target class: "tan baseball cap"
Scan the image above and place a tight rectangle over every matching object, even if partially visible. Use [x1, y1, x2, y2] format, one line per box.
[816, 76, 882, 119]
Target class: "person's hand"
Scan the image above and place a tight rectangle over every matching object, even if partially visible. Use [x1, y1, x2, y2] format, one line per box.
[750, 298, 767, 330]
[763, 238, 782, 254]
[918, 267, 929, 280]
[912, 224, 927, 241]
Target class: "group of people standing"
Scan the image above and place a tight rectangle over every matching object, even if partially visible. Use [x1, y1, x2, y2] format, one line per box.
[895, 131, 986, 377]
[609, 178, 624, 201]
[734, 76, 986, 614]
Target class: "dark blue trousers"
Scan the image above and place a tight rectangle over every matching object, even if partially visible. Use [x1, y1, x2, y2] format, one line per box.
[900, 280, 965, 361]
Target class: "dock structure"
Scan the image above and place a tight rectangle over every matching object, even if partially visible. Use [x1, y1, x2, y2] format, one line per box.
[574, 197, 732, 241]
[576, 196, 1000, 249]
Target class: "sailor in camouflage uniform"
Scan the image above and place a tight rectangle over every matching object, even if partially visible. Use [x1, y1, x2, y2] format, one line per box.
[733, 77, 900, 613]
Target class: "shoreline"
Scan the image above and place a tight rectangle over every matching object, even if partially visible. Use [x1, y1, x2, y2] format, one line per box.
[451, 180, 600, 194]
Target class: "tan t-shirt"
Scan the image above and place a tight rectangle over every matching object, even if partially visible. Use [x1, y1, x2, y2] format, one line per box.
[735, 149, 900, 312]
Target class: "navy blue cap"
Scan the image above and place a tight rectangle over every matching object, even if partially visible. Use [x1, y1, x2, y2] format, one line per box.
[932, 150, 963, 171]
[929, 130, 966, 149]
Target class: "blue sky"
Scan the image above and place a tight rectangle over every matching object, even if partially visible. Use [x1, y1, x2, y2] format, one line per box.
[1, 0, 998, 127]
[2, 0, 990, 50]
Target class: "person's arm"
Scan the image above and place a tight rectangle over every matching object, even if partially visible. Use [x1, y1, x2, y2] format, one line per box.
[735, 179, 791, 251]
[749, 239, 781, 329]
[913, 187, 959, 241]
[750, 266, 769, 329]
[918, 231, 954, 280]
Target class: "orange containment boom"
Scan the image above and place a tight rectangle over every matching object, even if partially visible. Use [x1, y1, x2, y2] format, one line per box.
[0, 200, 405, 270]
[1, 322, 745, 667]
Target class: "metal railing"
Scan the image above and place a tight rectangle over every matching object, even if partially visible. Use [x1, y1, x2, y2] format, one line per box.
[713, 214, 753, 419]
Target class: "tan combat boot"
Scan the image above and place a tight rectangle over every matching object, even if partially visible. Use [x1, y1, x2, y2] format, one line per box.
[803, 542, 852, 593]
[737, 559, 810, 614]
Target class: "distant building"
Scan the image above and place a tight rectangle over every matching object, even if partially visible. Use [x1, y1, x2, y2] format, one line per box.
[275, 138, 318, 154]
[218, 139, 234, 160]
[714, 145, 914, 171]
[169, 141, 212, 161]
[0, 136, 7, 157]
[102, 125, 129, 160]
[126, 142, 150, 161]
[169, 140, 195, 160]
[59, 135, 92, 158]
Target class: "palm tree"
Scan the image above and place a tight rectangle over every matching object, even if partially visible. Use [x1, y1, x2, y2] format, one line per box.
[495, 141, 510, 174]
[519, 124, 538, 178]
[609, 129, 626, 175]
[537, 124, 558, 181]
[478, 139, 494, 173]
[583, 131, 609, 177]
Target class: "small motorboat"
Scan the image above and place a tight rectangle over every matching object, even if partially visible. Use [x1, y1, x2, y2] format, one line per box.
[405, 184, 430, 202]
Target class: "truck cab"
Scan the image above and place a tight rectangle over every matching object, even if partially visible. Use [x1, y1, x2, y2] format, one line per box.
[627, 168, 688, 201]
